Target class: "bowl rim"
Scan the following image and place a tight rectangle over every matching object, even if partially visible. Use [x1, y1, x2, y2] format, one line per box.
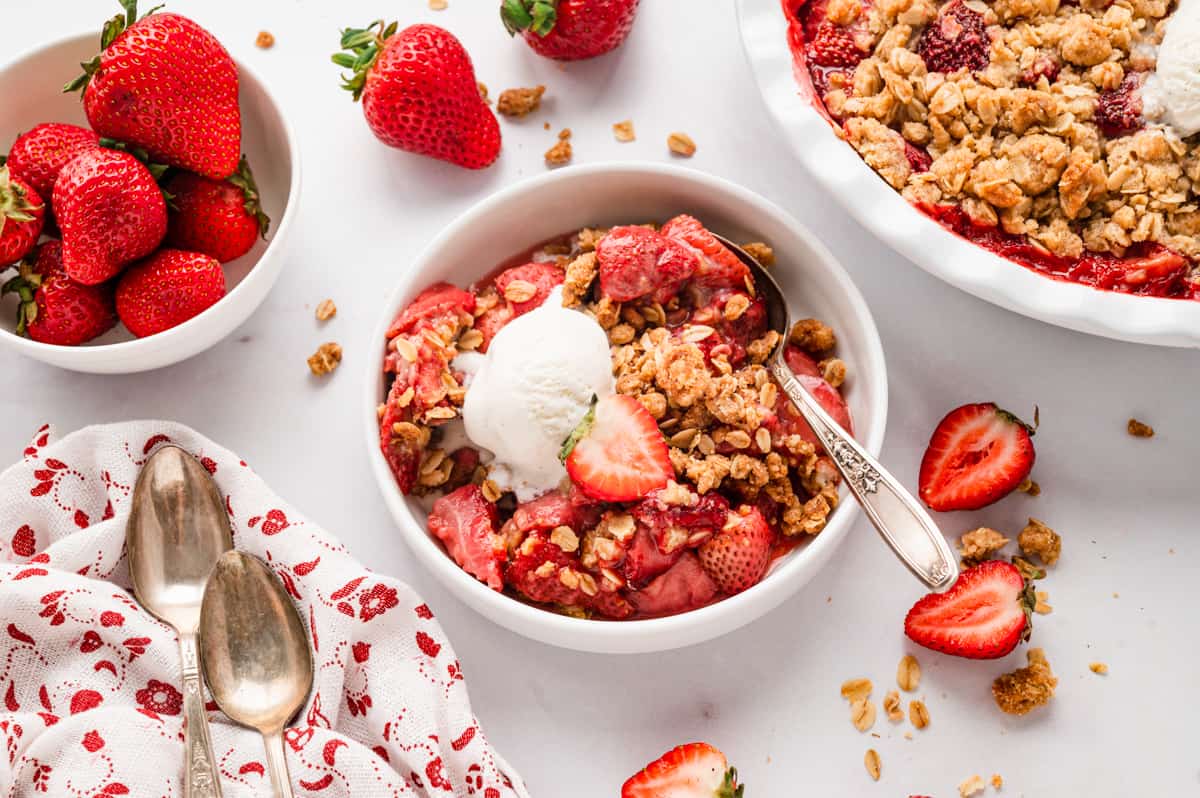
[736, 0, 1200, 350]
[362, 161, 889, 650]
[0, 29, 301, 359]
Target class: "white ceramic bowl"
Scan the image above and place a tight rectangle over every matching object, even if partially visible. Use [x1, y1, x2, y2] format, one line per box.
[0, 32, 299, 373]
[364, 163, 888, 653]
[738, 0, 1200, 349]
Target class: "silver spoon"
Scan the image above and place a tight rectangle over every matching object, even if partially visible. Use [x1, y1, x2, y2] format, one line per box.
[199, 551, 313, 798]
[127, 445, 232, 798]
[715, 235, 959, 591]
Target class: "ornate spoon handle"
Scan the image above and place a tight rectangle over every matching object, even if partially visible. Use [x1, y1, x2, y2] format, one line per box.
[179, 633, 223, 798]
[769, 360, 959, 592]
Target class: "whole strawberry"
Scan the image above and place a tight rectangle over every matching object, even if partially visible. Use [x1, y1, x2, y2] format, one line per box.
[66, 0, 240, 179]
[2, 241, 116, 346]
[116, 249, 225, 337]
[53, 148, 167, 285]
[0, 166, 46, 268]
[501, 0, 640, 61]
[5, 123, 101, 202]
[332, 23, 500, 169]
[697, 506, 774, 595]
[164, 156, 269, 263]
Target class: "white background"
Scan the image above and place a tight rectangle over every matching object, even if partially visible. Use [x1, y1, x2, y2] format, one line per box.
[4, 1, 1198, 796]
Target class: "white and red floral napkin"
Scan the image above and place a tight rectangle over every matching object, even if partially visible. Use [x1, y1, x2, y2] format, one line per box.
[0, 422, 529, 798]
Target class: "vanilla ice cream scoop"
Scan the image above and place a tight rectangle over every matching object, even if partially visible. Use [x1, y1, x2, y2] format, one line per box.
[1142, 0, 1200, 137]
[460, 287, 614, 502]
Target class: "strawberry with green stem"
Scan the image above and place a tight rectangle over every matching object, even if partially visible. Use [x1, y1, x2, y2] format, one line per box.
[5, 123, 101, 204]
[560, 394, 672, 502]
[332, 22, 500, 169]
[622, 742, 744, 798]
[115, 249, 225, 337]
[0, 166, 45, 268]
[904, 560, 1037, 659]
[165, 156, 269, 263]
[2, 241, 116, 346]
[501, 0, 641, 61]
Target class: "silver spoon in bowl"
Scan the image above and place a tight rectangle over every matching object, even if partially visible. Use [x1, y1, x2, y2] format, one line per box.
[199, 550, 314, 798]
[714, 235, 959, 591]
[127, 444, 232, 798]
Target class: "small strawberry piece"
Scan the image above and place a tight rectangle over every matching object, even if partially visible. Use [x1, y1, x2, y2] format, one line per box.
[164, 156, 270, 263]
[918, 402, 1036, 511]
[766, 364, 853, 452]
[807, 20, 868, 67]
[5, 123, 100, 202]
[501, 0, 640, 62]
[387, 282, 476, 338]
[621, 742, 743, 798]
[53, 149, 167, 285]
[595, 225, 699, 303]
[494, 261, 564, 315]
[474, 303, 515, 353]
[904, 141, 933, 173]
[629, 552, 720, 617]
[783, 345, 822, 378]
[0, 167, 45, 268]
[506, 530, 633, 618]
[1094, 73, 1145, 137]
[562, 394, 673, 502]
[697, 507, 774, 595]
[2, 241, 116, 346]
[1019, 54, 1060, 86]
[631, 488, 730, 555]
[622, 525, 683, 587]
[334, 23, 500, 169]
[428, 484, 504, 591]
[917, 0, 991, 74]
[68, 4, 241, 179]
[115, 249, 225, 337]
[659, 215, 750, 292]
[512, 490, 586, 532]
[904, 560, 1035, 659]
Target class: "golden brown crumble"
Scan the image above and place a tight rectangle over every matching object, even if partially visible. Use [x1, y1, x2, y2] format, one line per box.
[545, 133, 572, 166]
[991, 774, 1003, 790]
[959, 775, 986, 797]
[1127, 418, 1155, 438]
[428, 0, 448, 8]
[497, 85, 545, 118]
[1017, 477, 1041, 496]
[503, 279, 538, 304]
[315, 298, 337, 321]
[613, 120, 636, 142]
[307, 342, 342, 376]
[477, 82, 489, 104]
[1034, 590, 1052, 614]
[562, 252, 597, 307]
[896, 654, 921, 691]
[992, 647, 1057, 715]
[1018, 517, 1061, 566]
[789, 318, 837, 353]
[864, 749, 881, 781]
[667, 132, 697, 157]
[883, 690, 904, 721]
[255, 31, 275, 49]
[740, 242, 776, 266]
[1089, 662, 1109, 675]
[909, 698, 930, 729]
[959, 527, 1010, 565]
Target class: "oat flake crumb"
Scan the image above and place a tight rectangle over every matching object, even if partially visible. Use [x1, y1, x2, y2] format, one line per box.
[477, 82, 489, 104]
[429, 0, 448, 9]
[497, 85, 545, 117]
[1090, 662, 1109, 675]
[1017, 477, 1041, 496]
[864, 749, 881, 781]
[1034, 590, 1053, 614]
[1127, 418, 1154, 438]
[840, 678, 872, 702]
[882, 690, 903, 722]
[991, 773, 1003, 790]
[897, 654, 921, 692]
[1019, 517, 1061, 566]
[613, 119, 636, 142]
[667, 131, 697, 157]
[308, 342, 342, 376]
[740, 241, 775, 266]
[959, 774, 986, 797]
[545, 138, 572, 167]
[315, 299, 337, 322]
[850, 698, 876, 732]
[909, 698, 930, 729]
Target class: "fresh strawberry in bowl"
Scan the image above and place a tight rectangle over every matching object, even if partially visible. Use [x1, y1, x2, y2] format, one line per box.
[164, 156, 270, 264]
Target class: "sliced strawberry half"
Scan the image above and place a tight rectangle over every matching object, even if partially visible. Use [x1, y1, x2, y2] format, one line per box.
[562, 395, 673, 502]
[918, 402, 1035, 511]
[494, 261, 564, 315]
[904, 560, 1035, 660]
[659, 215, 750, 291]
[622, 742, 743, 798]
[697, 506, 775, 595]
[428, 484, 505, 591]
[596, 225, 699, 303]
[387, 282, 475, 338]
[629, 552, 720, 617]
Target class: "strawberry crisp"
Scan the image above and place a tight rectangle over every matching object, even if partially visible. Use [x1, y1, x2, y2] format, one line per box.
[785, 0, 1200, 299]
[378, 216, 854, 620]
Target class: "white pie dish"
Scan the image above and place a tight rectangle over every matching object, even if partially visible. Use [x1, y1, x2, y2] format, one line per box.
[737, 0, 1200, 349]
[0, 31, 299, 374]
[363, 163, 888, 654]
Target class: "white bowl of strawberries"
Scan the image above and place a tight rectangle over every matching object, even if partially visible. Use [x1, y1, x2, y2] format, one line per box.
[365, 163, 888, 653]
[0, 3, 297, 374]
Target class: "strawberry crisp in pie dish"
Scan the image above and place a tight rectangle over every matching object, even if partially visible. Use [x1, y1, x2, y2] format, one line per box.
[783, 0, 1200, 299]
[376, 215, 856, 622]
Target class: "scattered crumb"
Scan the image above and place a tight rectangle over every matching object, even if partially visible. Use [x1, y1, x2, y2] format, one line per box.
[740, 241, 775, 266]
[667, 131, 697, 157]
[478, 82, 489, 104]
[882, 690, 903, 722]
[497, 85, 545, 117]
[1112, 592, 1119, 598]
[850, 698, 876, 732]
[992, 648, 1057, 715]
[315, 298, 336, 322]
[959, 527, 1010, 566]
[307, 342, 342, 376]
[1017, 477, 1041, 496]
[544, 136, 572, 167]
[255, 31, 275, 49]
[429, 0, 448, 9]
[903, 731, 913, 740]
[543, 121, 551, 130]
[896, 654, 921, 692]
[1012, 556, 1045, 581]
[1089, 662, 1109, 675]
[612, 119, 636, 142]
[864, 749, 881, 781]
[909, 699, 930, 729]
[1127, 418, 1154, 438]
[1019, 518, 1061, 566]
[959, 774, 986, 797]
[1034, 590, 1052, 614]
[991, 774, 1003, 790]
[558, 127, 572, 140]
[840, 678, 872, 702]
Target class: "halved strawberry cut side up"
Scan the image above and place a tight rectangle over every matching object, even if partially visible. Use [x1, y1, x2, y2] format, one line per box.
[904, 560, 1034, 659]
[918, 402, 1035, 511]
[621, 741, 743, 798]
[562, 394, 672, 502]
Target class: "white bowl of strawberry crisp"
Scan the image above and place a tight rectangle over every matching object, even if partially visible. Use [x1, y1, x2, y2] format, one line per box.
[365, 163, 887, 653]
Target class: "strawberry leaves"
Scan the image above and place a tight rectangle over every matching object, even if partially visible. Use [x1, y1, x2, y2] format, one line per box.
[65, 0, 165, 93]
[226, 156, 270, 238]
[332, 20, 399, 101]
[558, 394, 597, 462]
[501, 0, 559, 37]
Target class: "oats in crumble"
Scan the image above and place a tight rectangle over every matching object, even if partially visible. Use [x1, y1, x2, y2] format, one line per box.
[315, 298, 337, 321]
[1016, 477, 1041, 496]
[841, 677, 873, 701]
[992, 647, 1057, 715]
[896, 653, 922, 691]
[1089, 662, 1109, 675]
[1012, 555, 1045, 581]
[1127, 418, 1155, 437]
[883, 690, 904, 721]
[307, 342, 342, 375]
[851, 697, 877, 731]
[959, 526, 1010, 565]
[789, 318, 837, 353]
[909, 698, 930, 729]
[545, 132, 572, 166]
[740, 242, 776, 266]
[864, 748, 881, 781]
[497, 85, 545, 117]
[959, 774, 986, 797]
[1033, 590, 1052, 614]
[1018, 517, 1061, 565]
[667, 131, 697, 157]
[613, 119, 636, 142]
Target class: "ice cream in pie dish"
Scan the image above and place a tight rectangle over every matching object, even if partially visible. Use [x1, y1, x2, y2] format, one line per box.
[378, 216, 853, 620]
[785, 0, 1200, 299]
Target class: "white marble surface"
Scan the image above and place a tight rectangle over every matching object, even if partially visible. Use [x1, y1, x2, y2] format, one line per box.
[3, 1, 1198, 795]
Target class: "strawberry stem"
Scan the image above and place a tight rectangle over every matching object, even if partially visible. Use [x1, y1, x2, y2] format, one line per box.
[64, 0, 164, 93]
[500, 0, 558, 36]
[331, 20, 399, 101]
[2, 262, 43, 338]
[559, 394, 598, 462]
[0, 167, 42, 228]
[227, 155, 271, 239]
[717, 767, 744, 798]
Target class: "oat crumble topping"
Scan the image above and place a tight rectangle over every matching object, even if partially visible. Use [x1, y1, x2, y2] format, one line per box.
[255, 31, 274, 49]
[613, 119, 636, 142]
[864, 748, 882, 781]
[959, 774, 986, 797]
[307, 342, 342, 375]
[959, 526, 1010, 565]
[667, 131, 697, 157]
[740, 242, 777, 266]
[1018, 517, 1061, 565]
[497, 85, 546, 117]
[1127, 417, 1155, 437]
[544, 136, 573, 166]
[1090, 661, 1109, 674]
[992, 647, 1057, 714]
[897, 653, 922, 691]
[315, 298, 337, 321]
